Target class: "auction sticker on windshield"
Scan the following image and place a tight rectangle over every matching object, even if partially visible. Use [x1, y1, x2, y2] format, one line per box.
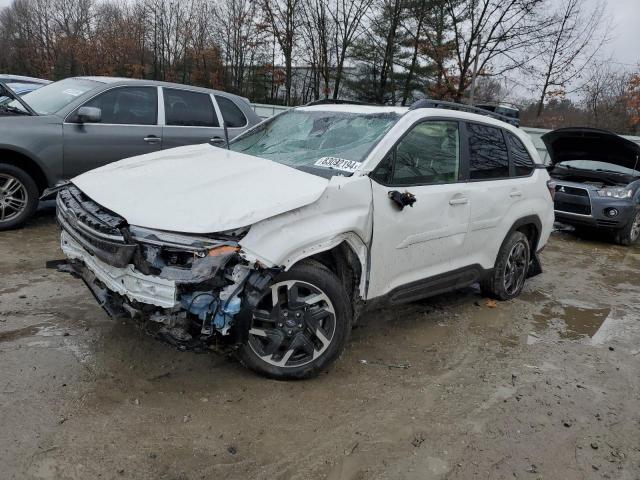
[62, 89, 85, 97]
[314, 157, 362, 173]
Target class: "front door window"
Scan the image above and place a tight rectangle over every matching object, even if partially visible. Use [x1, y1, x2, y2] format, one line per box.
[70, 87, 158, 125]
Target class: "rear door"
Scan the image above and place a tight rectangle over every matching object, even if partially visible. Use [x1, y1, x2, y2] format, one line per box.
[461, 122, 527, 265]
[367, 119, 471, 299]
[161, 87, 225, 149]
[62, 86, 161, 177]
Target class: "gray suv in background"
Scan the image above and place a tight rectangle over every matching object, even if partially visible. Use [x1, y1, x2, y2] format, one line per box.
[0, 77, 261, 230]
[544, 128, 640, 245]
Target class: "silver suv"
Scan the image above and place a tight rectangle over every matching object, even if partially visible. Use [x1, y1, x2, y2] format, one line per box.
[0, 77, 260, 230]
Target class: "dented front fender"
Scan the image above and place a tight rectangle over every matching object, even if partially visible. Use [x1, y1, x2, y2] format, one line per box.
[239, 175, 374, 296]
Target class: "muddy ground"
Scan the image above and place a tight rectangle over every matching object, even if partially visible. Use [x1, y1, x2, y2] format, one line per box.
[1, 207, 639, 480]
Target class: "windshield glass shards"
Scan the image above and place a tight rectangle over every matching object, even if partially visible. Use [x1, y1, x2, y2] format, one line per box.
[229, 110, 400, 175]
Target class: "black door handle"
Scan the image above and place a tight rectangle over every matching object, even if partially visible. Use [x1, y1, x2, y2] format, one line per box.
[388, 190, 416, 210]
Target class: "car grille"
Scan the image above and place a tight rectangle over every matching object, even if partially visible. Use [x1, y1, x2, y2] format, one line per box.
[555, 201, 592, 215]
[555, 185, 589, 197]
[57, 186, 137, 268]
[554, 184, 592, 216]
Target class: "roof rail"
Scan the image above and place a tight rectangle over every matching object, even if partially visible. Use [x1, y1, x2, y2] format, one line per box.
[409, 99, 520, 127]
[305, 99, 380, 107]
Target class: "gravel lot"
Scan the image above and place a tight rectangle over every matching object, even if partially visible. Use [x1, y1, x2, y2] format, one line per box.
[1, 206, 639, 480]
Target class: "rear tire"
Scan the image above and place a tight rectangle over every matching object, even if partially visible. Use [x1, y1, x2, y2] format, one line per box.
[237, 262, 352, 379]
[614, 208, 640, 246]
[0, 163, 39, 231]
[480, 231, 531, 301]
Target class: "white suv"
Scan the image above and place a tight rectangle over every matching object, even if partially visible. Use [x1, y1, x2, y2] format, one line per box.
[56, 100, 555, 379]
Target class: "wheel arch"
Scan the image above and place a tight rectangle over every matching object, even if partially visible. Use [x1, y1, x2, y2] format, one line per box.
[0, 148, 50, 194]
[500, 215, 542, 256]
[286, 234, 367, 305]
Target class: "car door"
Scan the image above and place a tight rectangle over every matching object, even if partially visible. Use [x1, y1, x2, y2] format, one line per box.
[62, 86, 162, 177]
[461, 122, 524, 265]
[367, 119, 471, 300]
[161, 87, 225, 149]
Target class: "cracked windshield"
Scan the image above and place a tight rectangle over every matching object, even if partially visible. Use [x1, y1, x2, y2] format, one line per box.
[229, 109, 400, 173]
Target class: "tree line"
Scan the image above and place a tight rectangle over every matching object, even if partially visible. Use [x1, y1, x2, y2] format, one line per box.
[0, 0, 638, 133]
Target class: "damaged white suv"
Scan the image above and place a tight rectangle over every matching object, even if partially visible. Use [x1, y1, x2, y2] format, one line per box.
[55, 100, 554, 378]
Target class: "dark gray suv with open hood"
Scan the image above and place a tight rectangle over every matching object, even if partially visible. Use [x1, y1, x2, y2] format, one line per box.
[543, 128, 640, 245]
[0, 76, 260, 230]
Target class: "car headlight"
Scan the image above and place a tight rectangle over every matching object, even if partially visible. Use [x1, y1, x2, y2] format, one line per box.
[128, 225, 248, 251]
[596, 187, 632, 199]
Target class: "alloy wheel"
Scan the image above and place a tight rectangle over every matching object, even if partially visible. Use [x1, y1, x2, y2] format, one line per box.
[503, 240, 528, 296]
[248, 280, 336, 368]
[0, 174, 28, 223]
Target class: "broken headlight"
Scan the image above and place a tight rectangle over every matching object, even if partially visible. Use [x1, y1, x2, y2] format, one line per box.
[129, 225, 247, 251]
[596, 187, 632, 199]
[128, 225, 247, 277]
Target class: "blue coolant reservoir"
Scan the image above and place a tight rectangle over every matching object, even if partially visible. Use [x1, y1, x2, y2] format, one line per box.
[181, 292, 217, 321]
[214, 296, 242, 329]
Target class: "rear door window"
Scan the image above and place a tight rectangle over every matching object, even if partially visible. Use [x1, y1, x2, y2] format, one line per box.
[74, 87, 157, 125]
[505, 132, 535, 176]
[215, 95, 247, 128]
[164, 88, 219, 127]
[466, 123, 509, 180]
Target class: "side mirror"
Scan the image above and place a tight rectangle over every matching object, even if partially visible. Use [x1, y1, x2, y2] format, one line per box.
[77, 106, 101, 123]
[388, 190, 417, 210]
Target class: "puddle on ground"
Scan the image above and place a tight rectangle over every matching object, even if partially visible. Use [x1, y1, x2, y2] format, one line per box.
[0, 323, 63, 343]
[533, 304, 610, 340]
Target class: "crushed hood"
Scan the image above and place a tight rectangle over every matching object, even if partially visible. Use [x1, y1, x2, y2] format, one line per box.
[72, 144, 329, 233]
[542, 128, 640, 171]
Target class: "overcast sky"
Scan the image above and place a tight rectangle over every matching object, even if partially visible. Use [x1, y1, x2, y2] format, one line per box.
[0, 0, 637, 67]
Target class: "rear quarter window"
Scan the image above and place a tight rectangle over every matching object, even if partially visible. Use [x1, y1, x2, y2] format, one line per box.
[506, 132, 535, 176]
[215, 95, 247, 128]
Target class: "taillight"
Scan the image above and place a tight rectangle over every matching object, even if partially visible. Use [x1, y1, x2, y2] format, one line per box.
[547, 180, 557, 201]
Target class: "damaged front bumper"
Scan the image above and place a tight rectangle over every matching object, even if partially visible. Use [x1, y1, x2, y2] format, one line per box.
[62, 231, 179, 309]
[55, 185, 278, 348]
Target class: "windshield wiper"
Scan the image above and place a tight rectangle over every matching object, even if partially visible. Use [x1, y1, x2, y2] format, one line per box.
[0, 104, 30, 115]
[0, 81, 36, 115]
[594, 168, 625, 175]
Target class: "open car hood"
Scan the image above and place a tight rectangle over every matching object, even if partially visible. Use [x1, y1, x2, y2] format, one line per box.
[72, 144, 329, 234]
[542, 128, 640, 171]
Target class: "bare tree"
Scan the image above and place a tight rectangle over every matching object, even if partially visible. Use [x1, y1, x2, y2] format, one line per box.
[300, 0, 333, 100]
[580, 61, 634, 132]
[531, 0, 608, 117]
[214, 0, 265, 94]
[445, 0, 549, 103]
[330, 0, 373, 99]
[262, 0, 301, 105]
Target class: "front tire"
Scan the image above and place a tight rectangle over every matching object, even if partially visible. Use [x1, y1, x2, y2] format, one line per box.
[237, 262, 352, 379]
[614, 208, 640, 246]
[480, 231, 531, 301]
[0, 164, 39, 231]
